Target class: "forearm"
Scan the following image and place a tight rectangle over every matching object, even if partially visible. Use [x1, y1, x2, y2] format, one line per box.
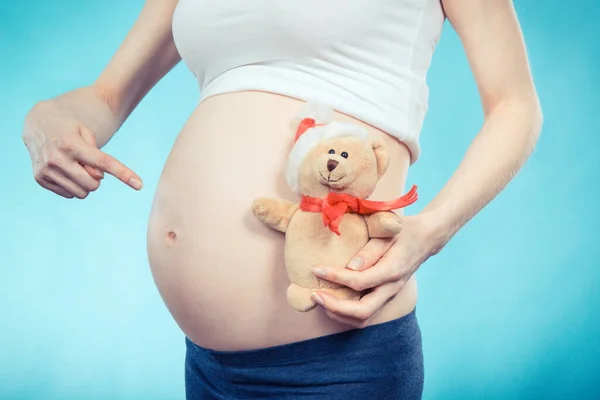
[94, 0, 181, 125]
[35, 2, 181, 149]
[422, 98, 542, 247]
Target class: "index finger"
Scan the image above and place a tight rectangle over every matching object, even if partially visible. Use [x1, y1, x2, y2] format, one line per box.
[315, 254, 401, 292]
[75, 146, 143, 190]
[346, 237, 394, 271]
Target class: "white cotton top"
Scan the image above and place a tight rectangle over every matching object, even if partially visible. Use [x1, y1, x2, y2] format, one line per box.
[172, 0, 445, 164]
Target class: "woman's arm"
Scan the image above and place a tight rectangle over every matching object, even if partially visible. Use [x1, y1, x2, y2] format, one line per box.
[94, 0, 181, 130]
[48, 0, 181, 149]
[425, 0, 543, 248]
[309, 0, 543, 327]
[23, 0, 181, 197]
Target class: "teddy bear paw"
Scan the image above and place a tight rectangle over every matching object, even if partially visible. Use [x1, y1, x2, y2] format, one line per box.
[251, 198, 269, 220]
[368, 212, 403, 238]
[382, 215, 403, 236]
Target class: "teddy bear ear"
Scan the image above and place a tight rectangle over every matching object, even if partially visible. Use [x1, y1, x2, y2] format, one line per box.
[371, 140, 389, 177]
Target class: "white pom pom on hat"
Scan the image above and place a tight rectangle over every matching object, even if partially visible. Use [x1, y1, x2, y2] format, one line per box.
[285, 101, 369, 193]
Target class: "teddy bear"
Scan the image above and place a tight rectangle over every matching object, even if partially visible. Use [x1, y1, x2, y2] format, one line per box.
[251, 101, 418, 312]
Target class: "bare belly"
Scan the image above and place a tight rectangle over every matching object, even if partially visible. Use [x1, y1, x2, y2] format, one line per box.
[146, 91, 418, 351]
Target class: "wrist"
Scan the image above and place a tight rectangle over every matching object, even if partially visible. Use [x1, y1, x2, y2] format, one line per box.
[415, 207, 460, 256]
[52, 86, 121, 148]
[90, 83, 119, 122]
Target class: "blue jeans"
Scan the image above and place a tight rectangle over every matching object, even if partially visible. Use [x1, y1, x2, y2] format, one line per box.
[185, 308, 424, 399]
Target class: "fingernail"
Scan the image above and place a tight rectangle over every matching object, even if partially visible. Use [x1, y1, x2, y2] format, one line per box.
[311, 292, 325, 305]
[347, 257, 364, 270]
[129, 177, 142, 190]
[312, 268, 326, 278]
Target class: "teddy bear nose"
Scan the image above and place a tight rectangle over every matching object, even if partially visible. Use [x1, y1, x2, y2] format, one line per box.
[327, 159, 339, 172]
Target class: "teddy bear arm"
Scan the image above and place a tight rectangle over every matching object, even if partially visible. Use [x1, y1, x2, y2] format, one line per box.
[365, 211, 403, 238]
[251, 197, 299, 233]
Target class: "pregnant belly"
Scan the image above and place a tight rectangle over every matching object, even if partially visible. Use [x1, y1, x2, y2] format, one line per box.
[146, 91, 417, 351]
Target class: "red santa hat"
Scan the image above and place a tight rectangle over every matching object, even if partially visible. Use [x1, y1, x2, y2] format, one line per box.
[285, 101, 369, 193]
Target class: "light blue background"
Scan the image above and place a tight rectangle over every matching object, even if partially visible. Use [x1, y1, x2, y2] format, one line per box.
[1, 1, 598, 399]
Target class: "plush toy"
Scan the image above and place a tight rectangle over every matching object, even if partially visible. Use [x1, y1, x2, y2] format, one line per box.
[251, 102, 418, 312]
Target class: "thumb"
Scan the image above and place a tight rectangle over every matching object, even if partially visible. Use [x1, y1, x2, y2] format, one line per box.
[79, 126, 105, 180]
[346, 238, 394, 271]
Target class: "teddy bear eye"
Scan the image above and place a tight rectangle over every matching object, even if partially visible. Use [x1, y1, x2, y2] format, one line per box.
[341, 151, 349, 159]
[328, 149, 335, 154]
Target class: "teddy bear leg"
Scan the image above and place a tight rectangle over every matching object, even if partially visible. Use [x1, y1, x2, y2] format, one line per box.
[287, 283, 318, 312]
[320, 286, 362, 301]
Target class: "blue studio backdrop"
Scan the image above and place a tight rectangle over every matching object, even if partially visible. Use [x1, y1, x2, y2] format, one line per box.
[0, 1, 598, 399]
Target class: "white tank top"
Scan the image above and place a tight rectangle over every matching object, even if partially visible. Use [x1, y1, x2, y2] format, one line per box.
[172, 0, 445, 164]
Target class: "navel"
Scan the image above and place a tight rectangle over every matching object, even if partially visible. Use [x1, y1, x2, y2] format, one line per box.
[166, 230, 178, 246]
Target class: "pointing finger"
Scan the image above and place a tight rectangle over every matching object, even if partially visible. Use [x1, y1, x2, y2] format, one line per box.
[73, 143, 143, 190]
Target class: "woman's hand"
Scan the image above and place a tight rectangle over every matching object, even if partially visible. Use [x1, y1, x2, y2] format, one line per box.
[312, 0, 543, 329]
[311, 212, 444, 328]
[21, 0, 182, 199]
[22, 86, 143, 199]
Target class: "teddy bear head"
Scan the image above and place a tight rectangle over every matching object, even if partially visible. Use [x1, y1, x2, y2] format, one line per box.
[294, 135, 389, 198]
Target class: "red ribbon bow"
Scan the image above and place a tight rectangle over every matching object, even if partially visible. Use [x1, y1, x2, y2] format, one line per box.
[299, 185, 418, 236]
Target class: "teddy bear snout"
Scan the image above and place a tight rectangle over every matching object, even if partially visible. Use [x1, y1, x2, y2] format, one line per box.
[327, 159, 339, 172]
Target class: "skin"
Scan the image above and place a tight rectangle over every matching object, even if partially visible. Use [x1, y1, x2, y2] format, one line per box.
[311, 0, 543, 328]
[22, 0, 181, 198]
[21, 0, 541, 347]
[251, 138, 403, 311]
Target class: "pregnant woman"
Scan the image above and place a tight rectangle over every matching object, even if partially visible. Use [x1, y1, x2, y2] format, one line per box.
[21, 0, 542, 398]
